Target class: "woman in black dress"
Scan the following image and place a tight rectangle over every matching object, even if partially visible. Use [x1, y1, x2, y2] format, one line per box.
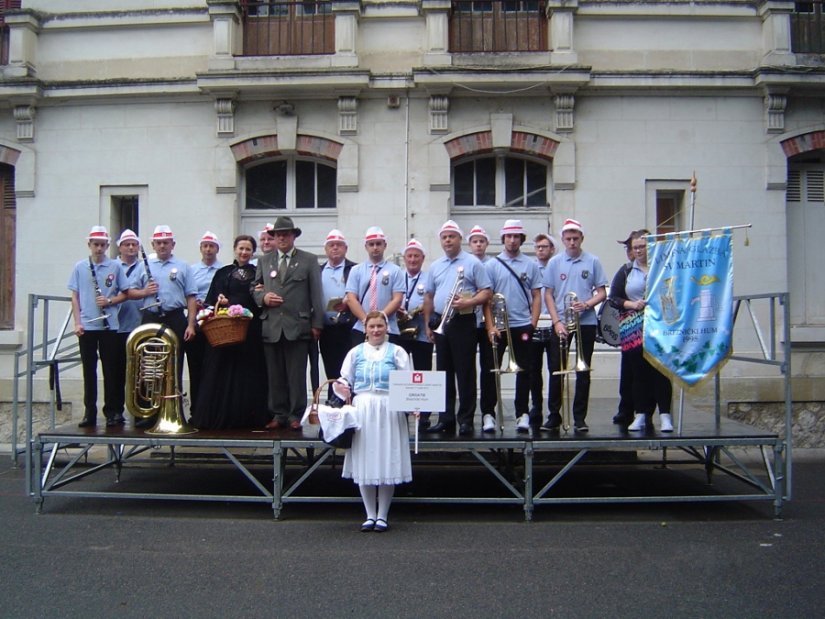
[192, 235, 268, 429]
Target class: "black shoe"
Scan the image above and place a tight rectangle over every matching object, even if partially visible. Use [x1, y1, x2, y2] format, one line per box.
[424, 422, 455, 434]
[135, 416, 157, 429]
[105, 415, 125, 428]
[458, 423, 474, 436]
[417, 418, 431, 431]
[78, 416, 97, 428]
[612, 413, 632, 425]
[574, 421, 589, 433]
[541, 415, 561, 432]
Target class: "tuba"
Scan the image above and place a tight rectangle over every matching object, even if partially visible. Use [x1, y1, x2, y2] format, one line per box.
[125, 323, 197, 435]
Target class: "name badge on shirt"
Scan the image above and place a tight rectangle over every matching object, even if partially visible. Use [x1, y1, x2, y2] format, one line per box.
[170, 268, 178, 281]
[581, 270, 590, 280]
[105, 274, 115, 287]
[381, 270, 390, 286]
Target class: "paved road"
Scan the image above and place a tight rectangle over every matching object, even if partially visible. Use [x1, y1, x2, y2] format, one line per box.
[2, 451, 824, 618]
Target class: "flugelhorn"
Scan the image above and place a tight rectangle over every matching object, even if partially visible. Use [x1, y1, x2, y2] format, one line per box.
[434, 267, 464, 335]
[125, 323, 196, 435]
[398, 304, 423, 338]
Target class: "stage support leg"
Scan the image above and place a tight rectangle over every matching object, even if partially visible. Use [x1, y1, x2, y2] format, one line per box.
[272, 442, 284, 519]
[524, 444, 533, 522]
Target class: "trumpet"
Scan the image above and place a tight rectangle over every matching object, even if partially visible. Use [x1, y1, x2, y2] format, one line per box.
[553, 291, 591, 431]
[433, 267, 464, 335]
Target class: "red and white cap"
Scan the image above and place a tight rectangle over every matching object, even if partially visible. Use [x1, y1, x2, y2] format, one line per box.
[87, 225, 110, 242]
[438, 220, 464, 239]
[325, 229, 348, 246]
[199, 230, 220, 249]
[117, 228, 140, 246]
[500, 219, 526, 237]
[467, 224, 489, 242]
[560, 218, 584, 235]
[364, 226, 386, 242]
[260, 223, 274, 236]
[403, 238, 426, 256]
[152, 225, 175, 241]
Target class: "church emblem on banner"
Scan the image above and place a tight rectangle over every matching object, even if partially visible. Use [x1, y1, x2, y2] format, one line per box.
[644, 229, 734, 388]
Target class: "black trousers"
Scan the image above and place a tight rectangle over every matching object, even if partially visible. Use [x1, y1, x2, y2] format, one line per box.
[528, 327, 553, 421]
[114, 331, 130, 416]
[184, 329, 206, 415]
[480, 324, 533, 420]
[548, 324, 596, 424]
[626, 346, 673, 417]
[78, 330, 121, 420]
[398, 336, 434, 420]
[616, 348, 635, 419]
[319, 324, 353, 399]
[434, 313, 477, 427]
[141, 309, 187, 386]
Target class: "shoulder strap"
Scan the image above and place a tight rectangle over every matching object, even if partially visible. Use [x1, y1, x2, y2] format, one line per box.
[495, 257, 531, 307]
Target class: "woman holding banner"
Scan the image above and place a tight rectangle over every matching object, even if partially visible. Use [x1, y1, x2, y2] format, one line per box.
[333, 310, 412, 532]
[609, 230, 674, 433]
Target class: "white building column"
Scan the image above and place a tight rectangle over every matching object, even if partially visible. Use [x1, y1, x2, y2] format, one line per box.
[547, 0, 578, 65]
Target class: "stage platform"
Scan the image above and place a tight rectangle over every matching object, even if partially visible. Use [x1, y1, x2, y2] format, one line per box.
[31, 412, 784, 520]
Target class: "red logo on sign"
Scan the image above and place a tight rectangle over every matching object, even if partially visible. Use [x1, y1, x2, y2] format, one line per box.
[412, 372, 423, 383]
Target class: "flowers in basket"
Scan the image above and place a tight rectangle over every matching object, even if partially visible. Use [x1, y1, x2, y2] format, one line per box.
[196, 304, 253, 326]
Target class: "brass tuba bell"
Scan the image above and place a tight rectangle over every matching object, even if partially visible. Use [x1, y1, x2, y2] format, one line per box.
[125, 323, 197, 435]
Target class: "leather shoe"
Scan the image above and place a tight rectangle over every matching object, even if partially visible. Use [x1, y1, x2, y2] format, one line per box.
[265, 418, 284, 430]
[458, 423, 473, 436]
[424, 422, 455, 434]
[105, 415, 125, 428]
[612, 413, 632, 425]
[78, 416, 96, 428]
[289, 419, 302, 431]
[540, 416, 561, 432]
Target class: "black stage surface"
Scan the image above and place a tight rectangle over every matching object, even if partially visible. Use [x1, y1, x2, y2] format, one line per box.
[30, 412, 784, 520]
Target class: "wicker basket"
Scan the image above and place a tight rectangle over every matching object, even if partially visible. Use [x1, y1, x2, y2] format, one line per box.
[201, 315, 251, 348]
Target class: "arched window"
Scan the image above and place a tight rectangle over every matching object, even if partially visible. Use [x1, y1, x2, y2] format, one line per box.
[244, 157, 336, 210]
[452, 154, 549, 208]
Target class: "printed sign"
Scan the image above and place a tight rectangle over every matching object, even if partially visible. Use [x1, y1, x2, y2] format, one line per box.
[388, 371, 446, 412]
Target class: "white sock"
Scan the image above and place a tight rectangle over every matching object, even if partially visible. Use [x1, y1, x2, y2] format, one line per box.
[377, 484, 395, 521]
[359, 484, 377, 521]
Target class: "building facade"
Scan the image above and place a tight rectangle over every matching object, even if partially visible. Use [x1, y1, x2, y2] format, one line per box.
[0, 0, 823, 415]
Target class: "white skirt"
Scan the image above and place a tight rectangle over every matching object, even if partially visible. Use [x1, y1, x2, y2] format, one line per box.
[342, 392, 412, 486]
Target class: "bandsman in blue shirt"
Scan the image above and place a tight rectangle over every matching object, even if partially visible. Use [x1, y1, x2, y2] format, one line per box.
[68, 226, 131, 428]
[481, 220, 542, 433]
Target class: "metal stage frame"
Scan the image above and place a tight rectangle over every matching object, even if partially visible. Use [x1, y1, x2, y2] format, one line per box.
[32, 419, 783, 520]
[22, 291, 792, 520]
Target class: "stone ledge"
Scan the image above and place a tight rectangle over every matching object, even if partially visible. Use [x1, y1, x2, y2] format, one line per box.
[728, 401, 825, 448]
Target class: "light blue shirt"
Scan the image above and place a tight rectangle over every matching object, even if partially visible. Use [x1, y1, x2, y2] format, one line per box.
[426, 251, 491, 316]
[117, 258, 145, 333]
[345, 260, 405, 335]
[543, 250, 608, 326]
[402, 269, 430, 343]
[485, 252, 541, 327]
[138, 255, 197, 313]
[321, 261, 348, 326]
[67, 257, 131, 331]
[190, 260, 223, 303]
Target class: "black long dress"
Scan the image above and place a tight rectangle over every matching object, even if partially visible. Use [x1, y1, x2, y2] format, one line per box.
[192, 262, 269, 429]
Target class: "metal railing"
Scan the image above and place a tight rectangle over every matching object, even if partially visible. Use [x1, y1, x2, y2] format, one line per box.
[241, 0, 334, 56]
[791, 1, 825, 53]
[450, 1, 548, 53]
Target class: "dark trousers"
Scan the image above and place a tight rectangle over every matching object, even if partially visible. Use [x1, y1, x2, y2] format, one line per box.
[184, 330, 206, 414]
[114, 331, 130, 416]
[480, 324, 533, 420]
[78, 330, 121, 420]
[319, 324, 353, 399]
[434, 313, 477, 427]
[528, 327, 553, 421]
[616, 349, 635, 419]
[626, 346, 673, 417]
[548, 324, 596, 424]
[399, 336, 434, 420]
[263, 337, 310, 422]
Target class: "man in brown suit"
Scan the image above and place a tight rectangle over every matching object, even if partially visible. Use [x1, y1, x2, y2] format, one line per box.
[253, 217, 324, 430]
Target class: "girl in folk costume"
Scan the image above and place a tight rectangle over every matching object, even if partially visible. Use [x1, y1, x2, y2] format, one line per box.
[334, 310, 412, 532]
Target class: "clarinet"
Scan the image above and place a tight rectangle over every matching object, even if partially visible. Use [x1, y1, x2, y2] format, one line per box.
[139, 244, 163, 315]
[88, 256, 111, 330]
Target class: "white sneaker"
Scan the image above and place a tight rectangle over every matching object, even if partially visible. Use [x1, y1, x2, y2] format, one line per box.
[516, 414, 531, 432]
[627, 413, 646, 431]
[482, 414, 496, 433]
[660, 413, 674, 433]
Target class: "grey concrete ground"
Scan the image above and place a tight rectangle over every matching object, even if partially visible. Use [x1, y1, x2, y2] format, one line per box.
[2, 450, 824, 619]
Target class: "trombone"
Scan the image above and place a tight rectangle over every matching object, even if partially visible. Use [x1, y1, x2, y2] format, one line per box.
[552, 292, 591, 431]
[488, 293, 523, 432]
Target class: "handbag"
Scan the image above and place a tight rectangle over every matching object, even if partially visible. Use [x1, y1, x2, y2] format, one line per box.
[301, 379, 359, 449]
